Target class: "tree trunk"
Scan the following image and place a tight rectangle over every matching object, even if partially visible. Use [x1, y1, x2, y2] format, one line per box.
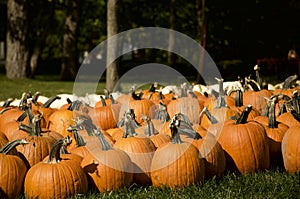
[167, 0, 176, 66]
[196, 0, 206, 84]
[106, 0, 119, 92]
[60, 0, 79, 81]
[6, 0, 29, 79]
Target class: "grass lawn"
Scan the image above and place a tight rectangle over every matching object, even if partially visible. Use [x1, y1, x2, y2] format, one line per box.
[16, 168, 299, 199]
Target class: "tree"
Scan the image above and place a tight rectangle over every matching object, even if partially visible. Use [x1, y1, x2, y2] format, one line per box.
[6, 0, 29, 79]
[167, 0, 176, 66]
[60, 0, 80, 81]
[106, 0, 119, 92]
[28, 0, 55, 78]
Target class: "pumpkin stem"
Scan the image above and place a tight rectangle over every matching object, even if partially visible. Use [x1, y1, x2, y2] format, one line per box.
[148, 82, 157, 92]
[104, 88, 110, 99]
[31, 91, 41, 106]
[2, 98, 14, 108]
[118, 109, 140, 128]
[18, 123, 33, 135]
[169, 116, 183, 144]
[254, 65, 263, 89]
[154, 102, 170, 123]
[73, 116, 97, 136]
[200, 107, 218, 124]
[235, 89, 243, 107]
[67, 125, 86, 147]
[48, 136, 72, 164]
[109, 94, 116, 104]
[267, 97, 278, 128]
[282, 74, 297, 90]
[215, 78, 227, 108]
[0, 139, 29, 154]
[235, 105, 252, 124]
[94, 128, 112, 151]
[291, 91, 300, 114]
[68, 100, 82, 111]
[19, 92, 29, 111]
[245, 76, 260, 91]
[43, 96, 61, 108]
[100, 96, 107, 107]
[31, 114, 43, 136]
[141, 115, 158, 137]
[123, 110, 138, 138]
[174, 113, 201, 139]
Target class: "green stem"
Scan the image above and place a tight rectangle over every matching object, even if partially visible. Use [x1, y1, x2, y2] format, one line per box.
[235, 89, 243, 107]
[31, 91, 41, 106]
[235, 105, 252, 124]
[95, 129, 112, 151]
[48, 136, 72, 163]
[169, 117, 183, 144]
[292, 91, 300, 114]
[141, 115, 157, 137]
[267, 97, 278, 128]
[154, 102, 170, 122]
[67, 125, 86, 147]
[43, 96, 61, 108]
[200, 107, 218, 124]
[282, 74, 297, 90]
[100, 96, 107, 106]
[2, 98, 14, 108]
[0, 139, 28, 154]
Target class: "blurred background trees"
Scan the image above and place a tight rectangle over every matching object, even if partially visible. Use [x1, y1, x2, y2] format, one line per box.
[0, 0, 300, 85]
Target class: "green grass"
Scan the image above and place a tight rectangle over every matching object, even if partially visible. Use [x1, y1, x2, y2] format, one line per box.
[17, 168, 299, 199]
[71, 169, 299, 199]
[0, 75, 109, 100]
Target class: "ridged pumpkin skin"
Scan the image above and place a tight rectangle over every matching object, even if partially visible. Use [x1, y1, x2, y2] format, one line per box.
[218, 106, 270, 174]
[24, 159, 88, 199]
[81, 148, 133, 192]
[151, 142, 205, 188]
[0, 140, 28, 199]
[114, 137, 156, 185]
[24, 138, 88, 199]
[191, 133, 226, 179]
[282, 125, 300, 173]
[16, 135, 57, 167]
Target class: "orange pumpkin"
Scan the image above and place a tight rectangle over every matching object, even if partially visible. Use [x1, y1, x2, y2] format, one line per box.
[151, 116, 205, 188]
[218, 105, 270, 174]
[0, 139, 29, 199]
[281, 125, 300, 173]
[81, 131, 133, 192]
[24, 137, 88, 199]
[114, 112, 156, 186]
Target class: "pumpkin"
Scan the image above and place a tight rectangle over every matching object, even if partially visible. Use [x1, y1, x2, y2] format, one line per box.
[218, 105, 270, 174]
[24, 136, 88, 199]
[0, 139, 28, 199]
[135, 114, 171, 148]
[31, 94, 61, 126]
[200, 79, 240, 130]
[281, 125, 300, 173]
[189, 132, 226, 179]
[243, 89, 273, 115]
[114, 111, 156, 186]
[118, 87, 156, 124]
[89, 96, 121, 131]
[151, 116, 205, 188]
[14, 114, 57, 167]
[167, 83, 203, 124]
[65, 125, 91, 158]
[81, 131, 133, 192]
[254, 96, 289, 167]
